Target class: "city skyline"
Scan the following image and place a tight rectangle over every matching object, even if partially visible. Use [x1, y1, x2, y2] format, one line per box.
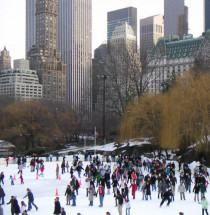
[0, 0, 204, 63]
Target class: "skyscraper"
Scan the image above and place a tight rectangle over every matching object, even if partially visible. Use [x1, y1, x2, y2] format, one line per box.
[58, 0, 92, 112]
[25, 0, 36, 57]
[27, 0, 66, 103]
[0, 47, 11, 72]
[107, 7, 137, 44]
[205, 0, 210, 31]
[164, 0, 188, 39]
[140, 14, 164, 51]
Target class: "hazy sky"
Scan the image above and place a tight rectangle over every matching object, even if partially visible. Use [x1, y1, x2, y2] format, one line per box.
[0, 0, 204, 63]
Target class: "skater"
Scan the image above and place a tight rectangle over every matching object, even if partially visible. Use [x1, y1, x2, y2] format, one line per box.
[61, 207, 66, 215]
[39, 165, 44, 177]
[0, 185, 5, 205]
[6, 157, 9, 167]
[129, 180, 137, 199]
[19, 173, 24, 184]
[0, 204, 3, 215]
[65, 185, 71, 205]
[56, 164, 60, 179]
[9, 175, 14, 185]
[199, 196, 209, 215]
[20, 201, 27, 214]
[193, 183, 200, 202]
[125, 199, 131, 215]
[70, 166, 74, 178]
[0, 173, 4, 185]
[88, 184, 96, 206]
[160, 190, 173, 207]
[178, 182, 185, 200]
[61, 162, 65, 174]
[98, 183, 105, 207]
[116, 193, 123, 215]
[54, 197, 61, 215]
[7, 196, 20, 215]
[66, 161, 69, 172]
[23, 188, 38, 211]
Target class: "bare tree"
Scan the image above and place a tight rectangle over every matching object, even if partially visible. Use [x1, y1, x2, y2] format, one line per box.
[105, 42, 160, 117]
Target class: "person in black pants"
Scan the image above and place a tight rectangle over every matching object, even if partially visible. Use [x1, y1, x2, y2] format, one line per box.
[54, 197, 61, 215]
[160, 190, 173, 207]
[23, 188, 38, 211]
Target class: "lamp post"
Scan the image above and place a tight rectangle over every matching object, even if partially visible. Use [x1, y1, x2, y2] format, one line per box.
[102, 75, 107, 144]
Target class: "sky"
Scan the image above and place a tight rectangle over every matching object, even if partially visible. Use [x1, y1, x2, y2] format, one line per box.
[0, 0, 204, 63]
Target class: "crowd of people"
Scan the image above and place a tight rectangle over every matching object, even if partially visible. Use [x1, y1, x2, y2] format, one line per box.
[0, 154, 209, 215]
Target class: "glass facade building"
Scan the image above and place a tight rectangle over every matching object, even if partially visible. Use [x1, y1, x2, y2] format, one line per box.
[58, 0, 92, 112]
[205, 0, 210, 31]
[107, 7, 137, 43]
[25, 0, 36, 57]
[164, 0, 188, 39]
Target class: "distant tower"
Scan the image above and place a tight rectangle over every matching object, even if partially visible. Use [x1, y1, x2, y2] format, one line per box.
[164, 0, 188, 39]
[140, 14, 164, 51]
[25, 0, 36, 57]
[0, 47, 11, 72]
[27, 0, 66, 103]
[110, 22, 136, 46]
[204, 0, 210, 31]
[107, 7, 137, 44]
[58, 0, 92, 113]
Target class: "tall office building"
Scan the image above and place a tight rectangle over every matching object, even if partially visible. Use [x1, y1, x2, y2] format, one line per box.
[164, 0, 188, 39]
[205, 0, 210, 31]
[110, 22, 136, 46]
[25, 0, 36, 57]
[27, 0, 66, 103]
[58, 0, 92, 112]
[140, 14, 164, 51]
[0, 47, 11, 72]
[107, 7, 137, 44]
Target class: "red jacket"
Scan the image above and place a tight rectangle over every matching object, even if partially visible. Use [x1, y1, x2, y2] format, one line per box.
[129, 183, 137, 196]
[40, 166, 44, 172]
[98, 185, 104, 195]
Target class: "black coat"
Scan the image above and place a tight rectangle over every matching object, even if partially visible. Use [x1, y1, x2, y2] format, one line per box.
[54, 201, 61, 214]
[0, 187, 5, 197]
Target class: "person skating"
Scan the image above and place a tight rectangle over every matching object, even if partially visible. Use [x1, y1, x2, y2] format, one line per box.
[0, 173, 4, 185]
[0, 185, 5, 205]
[178, 182, 186, 200]
[125, 198, 131, 215]
[20, 201, 27, 214]
[129, 180, 137, 199]
[65, 185, 71, 205]
[160, 190, 173, 207]
[23, 188, 38, 211]
[9, 175, 14, 185]
[0, 204, 3, 215]
[56, 164, 59, 179]
[61, 207, 66, 215]
[98, 183, 105, 207]
[53, 197, 61, 215]
[88, 184, 96, 206]
[39, 164, 44, 177]
[199, 196, 209, 215]
[19, 173, 24, 184]
[116, 193, 123, 215]
[7, 196, 20, 215]
[193, 183, 200, 202]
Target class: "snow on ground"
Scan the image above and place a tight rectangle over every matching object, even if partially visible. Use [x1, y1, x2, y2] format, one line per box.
[0, 156, 209, 215]
[59, 138, 151, 154]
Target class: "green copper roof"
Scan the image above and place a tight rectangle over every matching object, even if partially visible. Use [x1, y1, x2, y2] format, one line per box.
[151, 31, 210, 60]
